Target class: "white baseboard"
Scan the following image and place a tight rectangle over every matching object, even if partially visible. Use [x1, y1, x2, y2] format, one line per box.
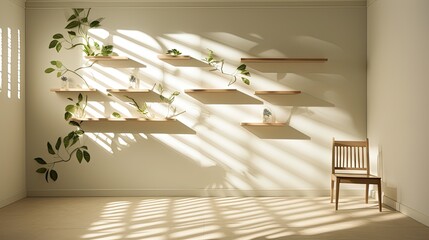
[383, 195, 429, 227]
[0, 191, 26, 209]
[27, 188, 365, 197]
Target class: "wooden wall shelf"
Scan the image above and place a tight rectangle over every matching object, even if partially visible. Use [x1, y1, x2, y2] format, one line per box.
[185, 89, 262, 105]
[241, 57, 328, 73]
[255, 90, 302, 95]
[51, 88, 97, 92]
[241, 58, 328, 63]
[106, 89, 160, 103]
[158, 54, 209, 67]
[51, 88, 107, 101]
[72, 118, 195, 134]
[241, 122, 309, 139]
[85, 56, 146, 68]
[255, 91, 333, 106]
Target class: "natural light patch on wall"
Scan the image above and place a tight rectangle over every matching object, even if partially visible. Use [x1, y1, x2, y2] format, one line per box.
[117, 30, 161, 52]
[17, 29, 21, 99]
[7, 27, 12, 98]
[86, 133, 113, 154]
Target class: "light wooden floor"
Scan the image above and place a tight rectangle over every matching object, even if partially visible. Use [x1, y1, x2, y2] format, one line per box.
[0, 197, 428, 240]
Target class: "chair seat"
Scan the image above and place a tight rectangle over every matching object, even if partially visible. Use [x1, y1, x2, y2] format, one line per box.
[332, 173, 381, 179]
[332, 173, 381, 184]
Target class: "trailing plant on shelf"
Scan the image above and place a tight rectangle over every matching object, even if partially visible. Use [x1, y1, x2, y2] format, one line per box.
[166, 48, 182, 56]
[157, 83, 185, 119]
[45, 8, 114, 88]
[45, 60, 95, 88]
[64, 93, 88, 120]
[125, 84, 184, 119]
[49, 8, 113, 56]
[34, 94, 91, 183]
[202, 49, 251, 86]
[125, 95, 151, 119]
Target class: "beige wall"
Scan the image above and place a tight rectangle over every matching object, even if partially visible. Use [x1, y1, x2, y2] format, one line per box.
[0, 0, 26, 208]
[26, 3, 367, 196]
[368, 0, 429, 226]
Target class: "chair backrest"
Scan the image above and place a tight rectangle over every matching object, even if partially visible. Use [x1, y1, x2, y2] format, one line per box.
[332, 138, 370, 174]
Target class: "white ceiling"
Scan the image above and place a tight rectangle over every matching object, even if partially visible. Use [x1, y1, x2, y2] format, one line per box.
[24, 0, 367, 8]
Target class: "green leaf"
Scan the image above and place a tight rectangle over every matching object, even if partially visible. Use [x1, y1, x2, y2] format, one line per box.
[56, 42, 62, 52]
[65, 105, 76, 113]
[78, 93, 83, 102]
[241, 77, 250, 85]
[101, 45, 113, 56]
[70, 136, 79, 147]
[36, 167, 47, 173]
[68, 31, 76, 36]
[236, 64, 246, 71]
[53, 33, 63, 39]
[83, 151, 90, 162]
[241, 70, 251, 76]
[65, 21, 79, 29]
[64, 112, 73, 121]
[112, 112, 121, 118]
[75, 130, 84, 135]
[55, 137, 62, 150]
[34, 157, 47, 165]
[89, 20, 100, 28]
[63, 136, 70, 148]
[57, 72, 62, 78]
[69, 121, 80, 127]
[81, 17, 88, 23]
[47, 142, 55, 155]
[94, 41, 100, 50]
[74, 8, 84, 15]
[45, 170, 49, 182]
[81, 146, 88, 150]
[56, 61, 63, 68]
[67, 98, 73, 101]
[45, 68, 55, 73]
[49, 40, 58, 49]
[67, 14, 77, 21]
[67, 131, 76, 139]
[76, 149, 83, 163]
[50, 169, 58, 181]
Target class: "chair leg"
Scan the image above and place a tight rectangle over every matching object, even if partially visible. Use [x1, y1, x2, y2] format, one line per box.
[378, 181, 382, 212]
[335, 180, 340, 210]
[365, 183, 369, 204]
[330, 180, 334, 203]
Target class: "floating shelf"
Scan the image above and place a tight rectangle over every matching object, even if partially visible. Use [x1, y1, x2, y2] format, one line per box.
[241, 57, 328, 73]
[185, 89, 262, 105]
[72, 118, 195, 134]
[255, 91, 333, 106]
[158, 54, 209, 67]
[241, 58, 328, 63]
[51, 88, 107, 101]
[51, 88, 97, 92]
[241, 122, 309, 139]
[255, 90, 302, 95]
[85, 56, 146, 68]
[106, 89, 160, 103]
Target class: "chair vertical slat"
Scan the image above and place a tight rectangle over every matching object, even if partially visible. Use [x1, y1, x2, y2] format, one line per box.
[353, 146, 357, 168]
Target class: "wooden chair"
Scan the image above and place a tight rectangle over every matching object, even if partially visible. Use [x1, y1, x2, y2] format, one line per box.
[331, 138, 382, 211]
